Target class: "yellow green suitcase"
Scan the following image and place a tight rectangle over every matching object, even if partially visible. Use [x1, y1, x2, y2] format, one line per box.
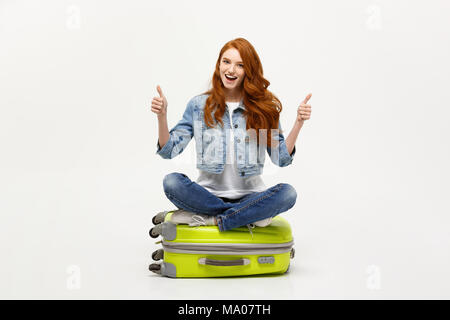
[148, 211, 295, 278]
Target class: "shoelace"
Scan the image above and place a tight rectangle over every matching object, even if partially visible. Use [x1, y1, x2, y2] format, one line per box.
[189, 216, 258, 239]
[189, 215, 208, 227]
[247, 224, 256, 239]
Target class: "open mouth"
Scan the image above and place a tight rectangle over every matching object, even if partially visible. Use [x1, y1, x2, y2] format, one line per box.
[225, 74, 238, 82]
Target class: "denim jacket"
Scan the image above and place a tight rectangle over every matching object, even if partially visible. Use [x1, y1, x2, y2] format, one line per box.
[156, 94, 295, 177]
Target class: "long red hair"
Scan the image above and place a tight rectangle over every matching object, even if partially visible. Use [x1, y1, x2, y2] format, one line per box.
[202, 38, 282, 143]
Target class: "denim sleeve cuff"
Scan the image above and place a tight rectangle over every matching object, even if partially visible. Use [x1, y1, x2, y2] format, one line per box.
[290, 145, 296, 157]
[278, 143, 295, 167]
[156, 137, 174, 159]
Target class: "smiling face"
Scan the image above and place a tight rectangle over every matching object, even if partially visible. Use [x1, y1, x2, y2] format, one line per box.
[219, 48, 245, 98]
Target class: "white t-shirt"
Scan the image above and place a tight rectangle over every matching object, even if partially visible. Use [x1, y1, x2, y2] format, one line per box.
[196, 101, 266, 199]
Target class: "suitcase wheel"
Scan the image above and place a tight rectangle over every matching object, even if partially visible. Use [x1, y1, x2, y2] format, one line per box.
[152, 249, 164, 261]
[149, 263, 161, 274]
[152, 211, 169, 225]
[149, 224, 162, 238]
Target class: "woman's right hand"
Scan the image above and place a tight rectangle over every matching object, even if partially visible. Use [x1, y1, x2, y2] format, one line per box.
[151, 85, 168, 117]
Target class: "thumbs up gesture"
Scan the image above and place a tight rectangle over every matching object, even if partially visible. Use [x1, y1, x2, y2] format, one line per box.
[151, 85, 168, 117]
[297, 93, 312, 122]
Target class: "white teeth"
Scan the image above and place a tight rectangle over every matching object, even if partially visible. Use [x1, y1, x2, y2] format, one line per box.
[226, 75, 237, 79]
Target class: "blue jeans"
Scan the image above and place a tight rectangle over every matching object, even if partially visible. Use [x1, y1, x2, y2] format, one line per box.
[162, 172, 297, 232]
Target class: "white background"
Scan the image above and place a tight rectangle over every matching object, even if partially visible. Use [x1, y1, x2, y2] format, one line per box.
[1, 0, 449, 299]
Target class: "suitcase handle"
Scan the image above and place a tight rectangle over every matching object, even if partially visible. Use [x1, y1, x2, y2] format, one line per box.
[198, 258, 250, 266]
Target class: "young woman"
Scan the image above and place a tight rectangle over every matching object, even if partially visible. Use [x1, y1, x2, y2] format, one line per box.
[151, 38, 312, 232]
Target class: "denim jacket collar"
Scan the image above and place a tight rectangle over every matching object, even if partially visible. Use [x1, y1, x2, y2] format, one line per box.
[225, 98, 245, 112]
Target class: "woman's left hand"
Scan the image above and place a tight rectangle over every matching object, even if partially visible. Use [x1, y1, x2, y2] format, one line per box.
[297, 93, 312, 122]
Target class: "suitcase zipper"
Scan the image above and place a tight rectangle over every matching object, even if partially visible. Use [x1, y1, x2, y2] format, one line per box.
[161, 240, 294, 255]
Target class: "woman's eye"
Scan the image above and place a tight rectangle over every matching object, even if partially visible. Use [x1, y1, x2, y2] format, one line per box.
[222, 60, 243, 67]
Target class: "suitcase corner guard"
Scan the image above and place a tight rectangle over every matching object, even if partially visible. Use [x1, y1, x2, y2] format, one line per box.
[161, 262, 177, 277]
[150, 262, 177, 278]
[150, 222, 177, 240]
[162, 222, 177, 241]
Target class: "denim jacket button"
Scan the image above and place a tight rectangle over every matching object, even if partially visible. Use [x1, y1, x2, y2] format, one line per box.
[234, 124, 238, 128]
[236, 139, 241, 143]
